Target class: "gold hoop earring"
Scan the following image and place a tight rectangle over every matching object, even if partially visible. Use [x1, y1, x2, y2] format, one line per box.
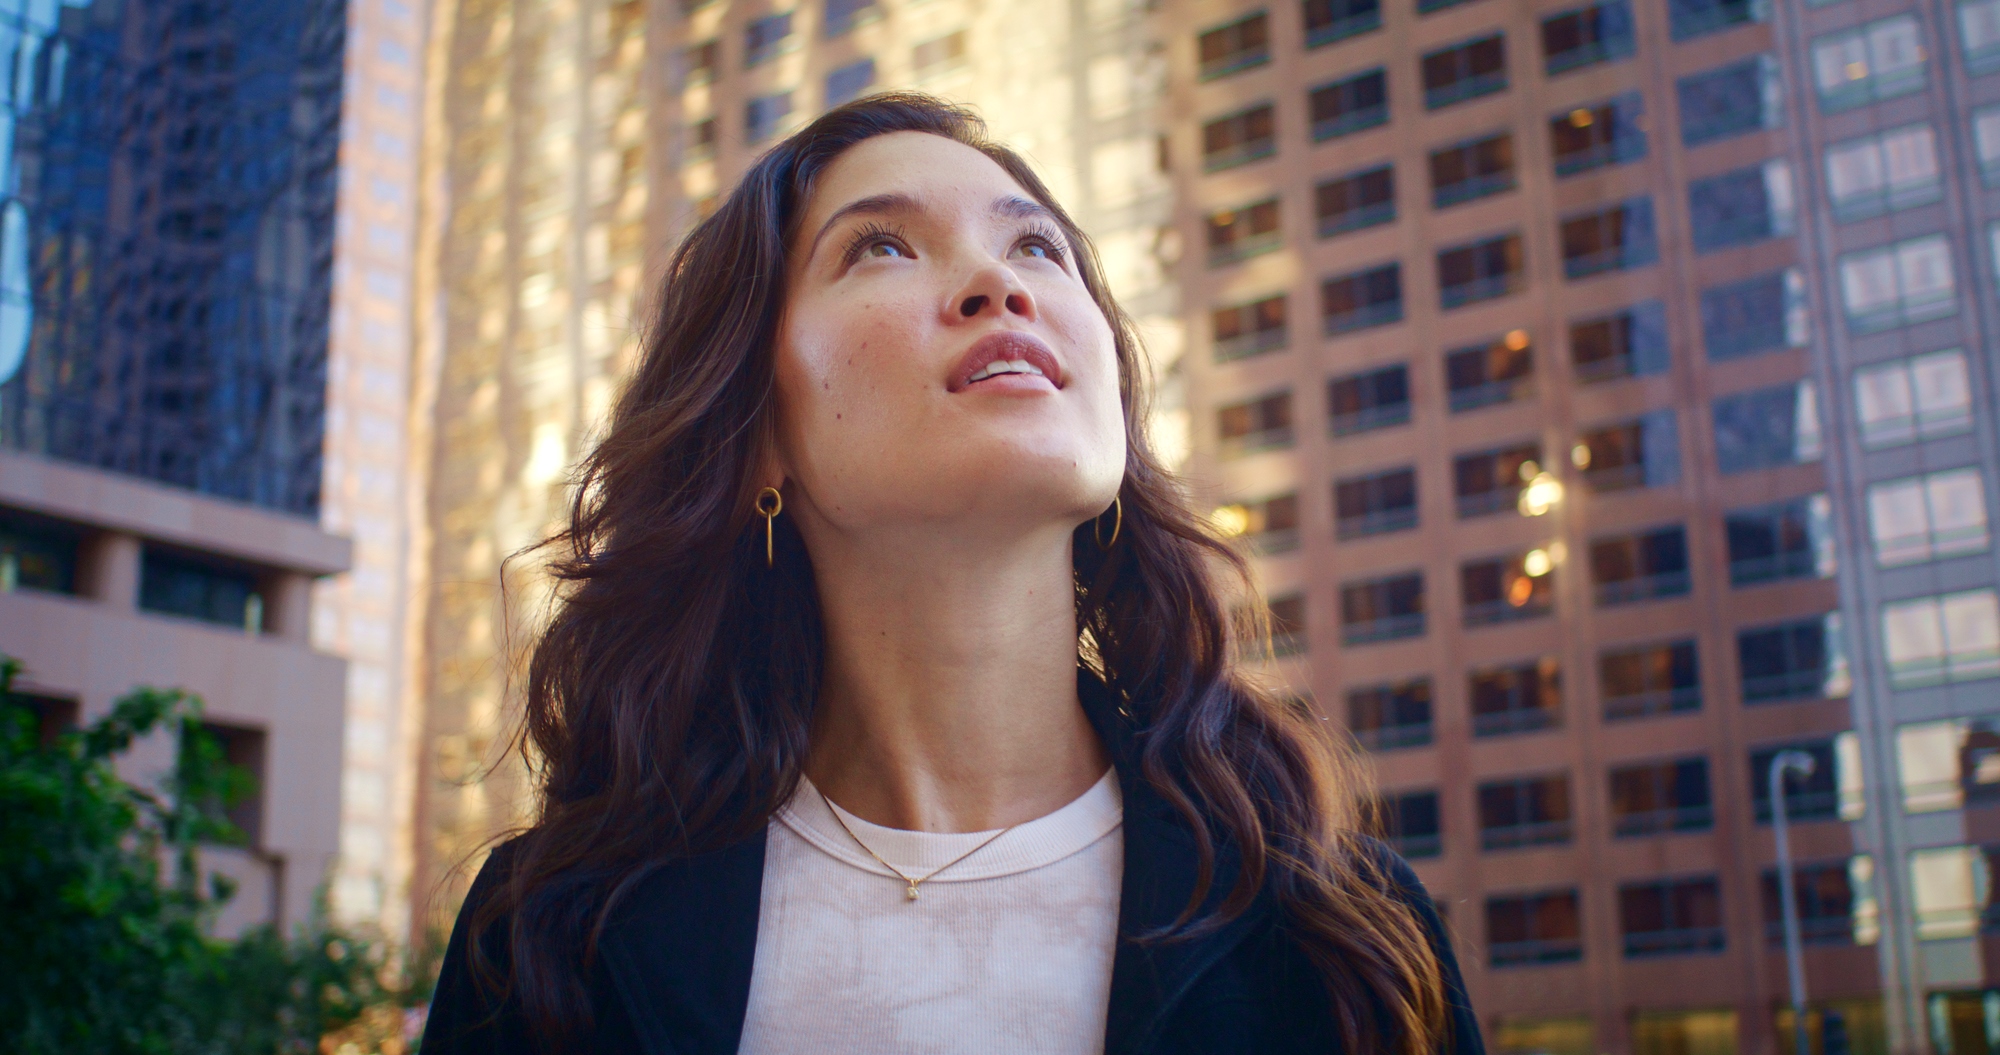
[755, 486, 783, 567]
[1094, 496, 1122, 551]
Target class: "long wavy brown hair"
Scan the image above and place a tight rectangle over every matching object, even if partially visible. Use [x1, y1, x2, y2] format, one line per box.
[474, 91, 1446, 1052]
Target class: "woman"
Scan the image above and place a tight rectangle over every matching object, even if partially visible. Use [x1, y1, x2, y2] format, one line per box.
[423, 92, 1479, 1055]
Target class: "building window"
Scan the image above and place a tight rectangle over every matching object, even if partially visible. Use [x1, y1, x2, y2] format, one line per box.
[1610, 758, 1713, 836]
[1437, 233, 1524, 309]
[1487, 890, 1583, 966]
[1669, 0, 1764, 40]
[1347, 678, 1433, 750]
[1813, 17, 1926, 113]
[1603, 640, 1701, 720]
[1317, 165, 1395, 237]
[1868, 469, 1990, 567]
[1882, 590, 2000, 687]
[138, 547, 268, 633]
[1463, 552, 1556, 627]
[744, 11, 794, 67]
[1571, 302, 1668, 382]
[1751, 736, 1859, 822]
[1701, 269, 1805, 362]
[0, 513, 80, 595]
[1620, 876, 1725, 957]
[1206, 198, 1282, 266]
[1678, 56, 1782, 147]
[686, 117, 719, 163]
[1202, 103, 1277, 171]
[1340, 572, 1425, 644]
[1422, 34, 1507, 111]
[1217, 390, 1294, 457]
[1454, 443, 1541, 518]
[1713, 381, 1821, 475]
[1470, 658, 1562, 737]
[1431, 133, 1515, 208]
[1304, 0, 1382, 46]
[1335, 466, 1419, 539]
[745, 92, 794, 143]
[1551, 94, 1646, 176]
[1727, 495, 1834, 586]
[1212, 295, 1287, 362]
[1542, 0, 1635, 75]
[1329, 363, 1410, 435]
[1575, 410, 1681, 493]
[1310, 69, 1389, 141]
[1369, 789, 1443, 858]
[1198, 11, 1270, 80]
[1853, 350, 1973, 449]
[1215, 492, 1301, 554]
[1739, 616, 1848, 703]
[1496, 1018, 1596, 1055]
[1964, 0, 2000, 73]
[1590, 525, 1691, 606]
[1689, 161, 1795, 253]
[1838, 235, 1956, 333]
[825, 58, 875, 106]
[1479, 775, 1572, 850]
[1446, 331, 1534, 412]
[824, 0, 879, 36]
[1910, 846, 1992, 939]
[200, 722, 268, 846]
[1975, 106, 2000, 185]
[1760, 859, 1877, 946]
[1632, 1012, 1740, 1055]
[1896, 718, 2000, 813]
[1560, 198, 1657, 279]
[1267, 593, 1307, 656]
[1321, 263, 1403, 335]
[1824, 125, 1941, 222]
[684, 38, 720, 85]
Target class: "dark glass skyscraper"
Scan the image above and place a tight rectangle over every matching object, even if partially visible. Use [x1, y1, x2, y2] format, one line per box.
[0, 0, 344, 515]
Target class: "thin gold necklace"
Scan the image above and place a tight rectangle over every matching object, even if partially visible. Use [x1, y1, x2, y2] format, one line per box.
[816, 788, 1017, 901]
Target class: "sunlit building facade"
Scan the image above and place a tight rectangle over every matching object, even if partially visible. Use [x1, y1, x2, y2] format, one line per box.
[1161, 0, 2000, 1050]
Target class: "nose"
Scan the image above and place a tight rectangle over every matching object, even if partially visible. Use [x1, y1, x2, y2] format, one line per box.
[951, 263, 1037, 321]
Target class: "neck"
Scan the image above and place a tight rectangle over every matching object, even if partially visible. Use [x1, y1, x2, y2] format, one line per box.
[802, 521, 1108, 833]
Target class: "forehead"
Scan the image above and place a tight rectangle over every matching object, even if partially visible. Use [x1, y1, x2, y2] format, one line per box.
[800, 131, 1032, 230]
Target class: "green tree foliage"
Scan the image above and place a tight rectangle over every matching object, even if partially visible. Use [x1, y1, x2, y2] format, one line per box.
[0, 657, 427, 1054]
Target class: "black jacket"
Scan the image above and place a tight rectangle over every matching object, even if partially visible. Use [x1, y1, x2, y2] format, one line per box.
[423, 679, 1484, 1055]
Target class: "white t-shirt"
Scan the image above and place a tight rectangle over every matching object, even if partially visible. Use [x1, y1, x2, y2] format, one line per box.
[737, 770, 1125, 1055]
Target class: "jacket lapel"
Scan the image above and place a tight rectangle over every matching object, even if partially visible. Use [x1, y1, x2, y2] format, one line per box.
[597, 833, 767, 1055]
[1079, 675, 1275, 1055]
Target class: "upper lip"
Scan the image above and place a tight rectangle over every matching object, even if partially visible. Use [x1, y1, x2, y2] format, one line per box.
[946, 331, 1065, 392]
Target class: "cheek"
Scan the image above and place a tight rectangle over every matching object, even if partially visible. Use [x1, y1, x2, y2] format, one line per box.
[774, 292, 929, 454]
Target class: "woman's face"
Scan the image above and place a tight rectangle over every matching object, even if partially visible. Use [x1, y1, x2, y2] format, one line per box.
[770, 131, 1126, 545]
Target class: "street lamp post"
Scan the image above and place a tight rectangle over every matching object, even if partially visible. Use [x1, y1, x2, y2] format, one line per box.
[1772, 749, 1820, 1055]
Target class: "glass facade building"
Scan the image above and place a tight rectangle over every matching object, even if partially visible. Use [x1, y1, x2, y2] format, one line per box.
[0, 0, 345, 516]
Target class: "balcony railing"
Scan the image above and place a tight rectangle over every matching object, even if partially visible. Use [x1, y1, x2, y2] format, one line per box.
[1204, 138, 1278, 173]
[1331, 403, 1411, 437]
[1490, 937, 1584, 967]
[1742, 669, 1831, 704]
[1249, 528, 1300, 556]
[1356, 722, 1434, 751]
[1465, 597, 1553, 627]
[1455, 486, 1524, 519]
[1343, 612, 1426, 645]
[1313, 103, 1389, 142]
[1481, 819, 1572, 850]
[1199, 47, 1270, 81]
[1449, 377, 1533, 413]
[1754, 789, 1838, 823]
[1472, 707, 1558, 738]
[1623, 926, 1725, 958]
[1612, 804, 1713, 837]
[1564, 240, 1656, 279]
[1217, 426, 1294, 460]
[1764, 917, 1857, 946]
[1337, 506, 1418, 539]
[1393, 832, 1443, 858]
[1440, 273, 1522, 309]
[1554, 136, 1646, 177]
[1594, 569, 1691, 606]
[1425, 73, 1507, 110]
[1324, 299, 1404, 336]
[1434, 173, 1516, 209]
[1320, 201, 1395, 238]
[1582, 463, 1656, 493]
[1307, 9, 1381, 47]
[1214, 328, 1287, 363]
[1208, 231, 1284, 267]
[1729, 550, 1820, 587]
[1603, 686, 1701, 721]
[1547, 36, 1635, 75]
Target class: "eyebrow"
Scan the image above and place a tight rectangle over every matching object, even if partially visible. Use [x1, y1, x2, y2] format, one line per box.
[805, 192, 1063, 263]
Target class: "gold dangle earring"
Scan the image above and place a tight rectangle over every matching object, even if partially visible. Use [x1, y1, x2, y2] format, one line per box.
[1094, 495, 1122, 551]
[755, 487, 784, 567]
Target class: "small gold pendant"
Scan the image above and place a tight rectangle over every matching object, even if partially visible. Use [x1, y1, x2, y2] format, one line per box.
[905, 883, 921, 900]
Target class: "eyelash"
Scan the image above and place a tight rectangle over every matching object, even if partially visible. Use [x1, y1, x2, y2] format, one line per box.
[836, 221, 1073, 268]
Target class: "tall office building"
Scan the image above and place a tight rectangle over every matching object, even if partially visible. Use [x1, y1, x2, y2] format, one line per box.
[403, 0, 1179, 930]
[1161, 0, 2000, 1050]
[0, 0, 352, 931]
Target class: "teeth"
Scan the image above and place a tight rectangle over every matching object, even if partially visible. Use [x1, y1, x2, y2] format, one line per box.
[969, 358, 1044, 383]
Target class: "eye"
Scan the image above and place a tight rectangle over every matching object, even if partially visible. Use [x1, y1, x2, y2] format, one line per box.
[1020, 242, 1052, 260]
[864, 239, 907, 259]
